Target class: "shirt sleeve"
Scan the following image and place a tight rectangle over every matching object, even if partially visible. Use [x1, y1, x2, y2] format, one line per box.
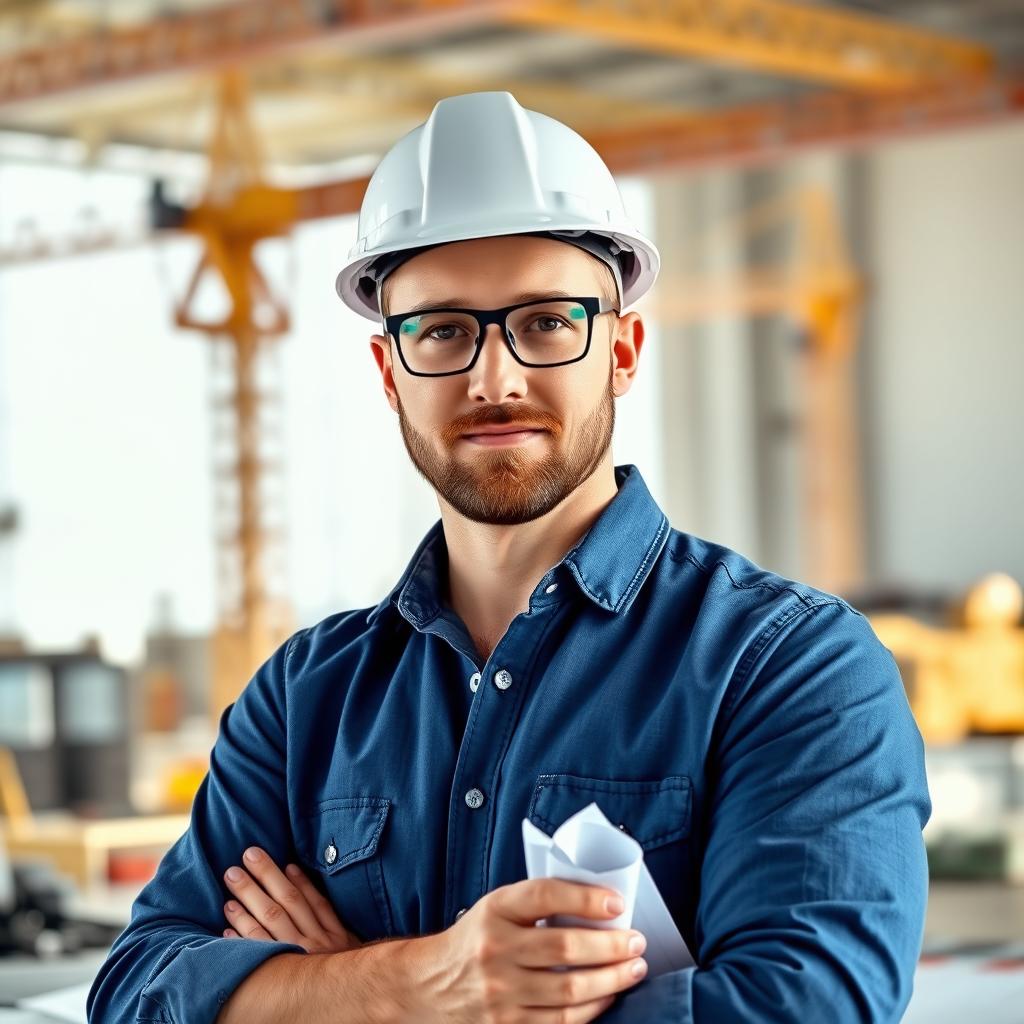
[600, 600, 932, 1024]
[86, 630, 310, 1024]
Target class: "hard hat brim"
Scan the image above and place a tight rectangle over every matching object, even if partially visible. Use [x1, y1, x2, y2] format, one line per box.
[336, 222, 660, 322]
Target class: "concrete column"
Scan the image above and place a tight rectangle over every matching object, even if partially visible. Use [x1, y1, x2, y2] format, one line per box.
[650, 171, 760, 559]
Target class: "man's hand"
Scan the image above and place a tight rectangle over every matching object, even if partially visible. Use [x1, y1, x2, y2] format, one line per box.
[222, 846, 364, 954]
[396, 877, 648, 1023]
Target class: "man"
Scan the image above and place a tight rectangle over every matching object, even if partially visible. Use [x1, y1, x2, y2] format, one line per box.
[87, 92, 931, 1024]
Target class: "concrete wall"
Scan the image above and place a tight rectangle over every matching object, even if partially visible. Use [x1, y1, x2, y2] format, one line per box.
[859, 120, 1024, 593]
[651, 119, 1024, 600]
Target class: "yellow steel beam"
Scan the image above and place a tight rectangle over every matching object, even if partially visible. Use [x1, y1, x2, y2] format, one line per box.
[267, 52, 686, 130]
[231, 62, 685, 161]
[502, 0, 993, 92]
[34, 50, 688, 167]
[0, 0, 995, 111]
[585, 72, 1024, 175]
[0, 0, 491, 109]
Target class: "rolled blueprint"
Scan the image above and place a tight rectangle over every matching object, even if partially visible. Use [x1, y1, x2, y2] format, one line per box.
[522, 801, 695, 977]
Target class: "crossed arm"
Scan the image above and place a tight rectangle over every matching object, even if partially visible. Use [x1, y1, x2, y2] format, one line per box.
[218, 845, 366, 954]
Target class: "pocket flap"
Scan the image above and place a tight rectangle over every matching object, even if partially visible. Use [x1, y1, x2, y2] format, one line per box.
[528, 774, 691, 851]
[299, 797, 391, 874]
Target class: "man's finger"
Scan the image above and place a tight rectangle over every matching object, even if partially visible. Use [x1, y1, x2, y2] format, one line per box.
[223, 900, 273, 942]
[495, 878, 625, 927]
[284, 863, 356, 940]
[239, 847, 329, 940]
[223, 861, 306, 946]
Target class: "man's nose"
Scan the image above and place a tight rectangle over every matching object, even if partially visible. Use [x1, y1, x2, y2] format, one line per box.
[466, 323, 528, 403]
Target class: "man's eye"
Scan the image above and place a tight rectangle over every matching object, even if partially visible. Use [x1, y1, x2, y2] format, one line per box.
[531, 316, 566, 332]
[426, 324, 463, 341]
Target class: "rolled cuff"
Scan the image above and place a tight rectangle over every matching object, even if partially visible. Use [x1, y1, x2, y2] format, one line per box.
[139, 935, 308, 1023]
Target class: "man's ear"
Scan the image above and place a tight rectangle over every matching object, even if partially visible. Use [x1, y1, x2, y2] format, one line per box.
[370, 334, 400, 414]
[611, 313, 644, 397]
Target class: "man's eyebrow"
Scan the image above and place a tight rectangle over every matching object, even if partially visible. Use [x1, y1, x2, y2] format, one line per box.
[400, 290, 579, 315]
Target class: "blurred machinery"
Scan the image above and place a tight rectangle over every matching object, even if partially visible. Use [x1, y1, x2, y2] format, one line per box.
[0, 742, 189, 893]
[159, 757, 208, 815]
[0, 831, 119, 958]
[0, 648, 191, 893]
[0, 649, 132, 817]
[869, 572, 1024, 745]
[0, 832, 89, 958]
[854, 573, 1024, 883]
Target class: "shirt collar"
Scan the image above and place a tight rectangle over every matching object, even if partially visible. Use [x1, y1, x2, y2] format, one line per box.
[563, 463, 670, 614]
[366, 463, 670, 626]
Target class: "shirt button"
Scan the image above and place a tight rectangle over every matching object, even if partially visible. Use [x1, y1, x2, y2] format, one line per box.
[455, 907, 468, 921]
[545, 583, 558, 594]
[324, 843, 337, 865]
[469, 671, 481, 693]
[494, 668, 513, 690]
[465, 788, 485, 809]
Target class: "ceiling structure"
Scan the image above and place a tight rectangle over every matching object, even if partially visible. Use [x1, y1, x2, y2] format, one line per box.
[0, 0, 1020, 182]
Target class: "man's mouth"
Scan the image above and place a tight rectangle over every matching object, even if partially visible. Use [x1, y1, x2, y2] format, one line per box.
[461, 427, 546, 446]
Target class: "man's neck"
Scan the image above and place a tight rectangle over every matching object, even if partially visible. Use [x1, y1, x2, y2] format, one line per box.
[439, 454, 619, 663]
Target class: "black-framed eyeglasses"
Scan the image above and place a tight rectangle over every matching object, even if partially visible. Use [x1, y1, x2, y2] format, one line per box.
[383, 295, 619, 378]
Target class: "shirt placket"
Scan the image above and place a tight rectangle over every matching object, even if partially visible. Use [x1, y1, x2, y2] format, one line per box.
[436, 591, 563, 928]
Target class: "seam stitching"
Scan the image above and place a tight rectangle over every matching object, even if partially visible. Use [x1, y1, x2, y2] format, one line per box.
[138, 943, 180, 1024]
[284, 626, 310, 673]
[669, 548, 861, 615]
[721, 600, 847, 720]
[614, 514, 670, 612]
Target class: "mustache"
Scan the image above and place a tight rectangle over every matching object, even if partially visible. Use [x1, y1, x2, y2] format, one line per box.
[441, 405, 561, 446]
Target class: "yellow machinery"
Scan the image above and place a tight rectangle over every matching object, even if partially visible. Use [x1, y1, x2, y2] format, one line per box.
[0, 746, 190, 890]
[869, 573, 1024, 745]
[160, 758, 210, 814]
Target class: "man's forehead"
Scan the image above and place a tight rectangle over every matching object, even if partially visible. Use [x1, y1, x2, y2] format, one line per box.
[402, 290, 600, 317]
[386, 236, 602, 309]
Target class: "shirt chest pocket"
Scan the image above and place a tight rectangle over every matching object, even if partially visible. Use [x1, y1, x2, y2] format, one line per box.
[294, 796, 396, 942]
[527, 773, 692, 854]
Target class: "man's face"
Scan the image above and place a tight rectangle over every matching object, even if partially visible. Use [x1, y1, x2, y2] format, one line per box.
[369, 235, 643, 526]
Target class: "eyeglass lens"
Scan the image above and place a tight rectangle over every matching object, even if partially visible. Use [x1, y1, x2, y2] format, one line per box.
[396, 300, 590, 374]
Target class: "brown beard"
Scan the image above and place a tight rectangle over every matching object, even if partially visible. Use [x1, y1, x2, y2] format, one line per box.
[396, 365, 616, 526]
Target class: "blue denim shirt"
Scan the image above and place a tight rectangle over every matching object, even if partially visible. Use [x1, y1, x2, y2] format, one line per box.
[87, 463, 931, 1024]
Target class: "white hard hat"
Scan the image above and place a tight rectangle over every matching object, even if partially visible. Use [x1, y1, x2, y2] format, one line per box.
[334, 91, 660, 321]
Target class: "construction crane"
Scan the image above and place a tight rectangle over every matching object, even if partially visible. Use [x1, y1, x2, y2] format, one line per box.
[155, 71, 297, 722]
